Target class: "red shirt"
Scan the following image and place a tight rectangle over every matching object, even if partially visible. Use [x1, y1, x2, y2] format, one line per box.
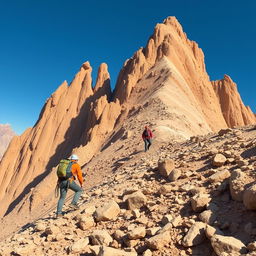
[142, 128, 153, 139]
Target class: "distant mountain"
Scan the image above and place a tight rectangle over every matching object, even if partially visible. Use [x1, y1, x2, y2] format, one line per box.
[0, 124, 15, 160]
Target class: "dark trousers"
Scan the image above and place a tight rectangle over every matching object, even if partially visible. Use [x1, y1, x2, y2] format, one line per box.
[144, 138, 152, 152]
[57, 180, 82, 214]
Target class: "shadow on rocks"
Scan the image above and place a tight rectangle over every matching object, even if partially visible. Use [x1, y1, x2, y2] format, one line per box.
[241, 146, 256, 159]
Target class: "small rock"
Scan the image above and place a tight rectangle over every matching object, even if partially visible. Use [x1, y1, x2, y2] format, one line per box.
[212, 154, 227, 167]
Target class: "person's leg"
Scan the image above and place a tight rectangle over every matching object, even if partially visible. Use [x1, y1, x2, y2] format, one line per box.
[56, 181, 68, 215]
[144, 139, 148, 152]
[69, 181, 83, 206]
[147, 138, 152, 150]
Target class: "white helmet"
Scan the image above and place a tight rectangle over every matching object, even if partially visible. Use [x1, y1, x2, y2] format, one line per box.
[70, 154, 79, 160]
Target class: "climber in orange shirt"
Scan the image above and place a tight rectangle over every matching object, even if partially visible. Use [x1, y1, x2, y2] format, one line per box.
[56, 154, 83, 217]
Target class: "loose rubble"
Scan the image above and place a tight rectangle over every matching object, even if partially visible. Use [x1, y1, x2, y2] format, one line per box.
[0, 125, 256, 256]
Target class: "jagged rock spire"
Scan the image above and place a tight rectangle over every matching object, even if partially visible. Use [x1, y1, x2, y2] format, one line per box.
[212, 75, 256, 127]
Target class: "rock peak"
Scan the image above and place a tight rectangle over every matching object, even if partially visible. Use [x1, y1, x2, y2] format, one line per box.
[223, 74, 233, 83]
[163, 16, 180, 26]
[81, 61, 92, 71]
[94, 63, 111, 99]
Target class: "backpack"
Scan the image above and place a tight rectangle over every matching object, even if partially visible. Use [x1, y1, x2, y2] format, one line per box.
[143, 129, 149, 137]
[56, 159, 73, 179]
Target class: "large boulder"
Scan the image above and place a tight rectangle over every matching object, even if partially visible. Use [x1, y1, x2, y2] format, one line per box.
[123, 191, 147, 210]
[94, 200, 120, 221]
[158, 159, 175, 177]
[211, 234, 247, 255]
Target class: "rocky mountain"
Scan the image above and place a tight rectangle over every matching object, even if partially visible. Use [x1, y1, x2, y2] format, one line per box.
[0, 16, 255, 246]
[0, 124, 15, 160]
[212, 75, 256, 127]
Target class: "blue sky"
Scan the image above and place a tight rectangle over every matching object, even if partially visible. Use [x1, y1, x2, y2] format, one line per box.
[0, 0, 255, 135]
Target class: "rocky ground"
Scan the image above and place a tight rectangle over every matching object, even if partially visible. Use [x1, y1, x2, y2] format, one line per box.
[0, 125, 256, 256]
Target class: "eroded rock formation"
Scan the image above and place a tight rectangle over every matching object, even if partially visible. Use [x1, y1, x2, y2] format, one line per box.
[212, 75, 255, 127]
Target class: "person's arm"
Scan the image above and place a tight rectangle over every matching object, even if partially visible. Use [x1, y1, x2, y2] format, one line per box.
[74, 163, 83, 186]
[149, 129, 153, 138]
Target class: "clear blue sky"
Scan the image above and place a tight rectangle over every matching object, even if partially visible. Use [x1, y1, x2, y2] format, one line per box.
[0, 0, 255, 135]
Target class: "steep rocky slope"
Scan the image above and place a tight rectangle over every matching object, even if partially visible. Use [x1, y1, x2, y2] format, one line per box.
[0, 125, 256, 256]
[0, 124, 15, 160]
[0, 16, 255, 243]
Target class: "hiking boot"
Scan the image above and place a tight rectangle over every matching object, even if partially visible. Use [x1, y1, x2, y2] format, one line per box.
[56, 213, 63, 218]
[69, 204, 79, 210]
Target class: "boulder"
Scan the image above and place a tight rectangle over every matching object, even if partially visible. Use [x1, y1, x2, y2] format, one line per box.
[212, 154, 227, 167]
[95, 200, 120, 221]
[199, 210, 217, 225]
[158, 159, 175, 177]
[205, 225, 224, 239]
[77, 216, 95, 230]
[146, 231, 172, 250]
[168, 169, 181, 181]
[229, 169, 249, 201]
[127, 227, 146, 240]
[208, 170, 230, 183]
[90, 230, 113, 246]
[191, 194, 211, 212]
[70, 237, 90, 253]
[211, 234, 247, 255]
[123, 191, 147, 210]
[182, 222, 206, 247]
[243, 183, 256, 210]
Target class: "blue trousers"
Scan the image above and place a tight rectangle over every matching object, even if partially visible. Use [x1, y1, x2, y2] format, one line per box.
[57, 180, 82, 214]
[144, 138, 152, 152]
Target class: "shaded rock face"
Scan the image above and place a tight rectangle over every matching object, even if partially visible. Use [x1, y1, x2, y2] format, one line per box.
[0, 62, 121, 217]
[212, 75, 256, 127]
[0, 124, 15, 160]
[0, 16, 254, 222]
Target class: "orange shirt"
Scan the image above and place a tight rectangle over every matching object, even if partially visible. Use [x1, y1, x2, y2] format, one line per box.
[70, 161, 83, 186]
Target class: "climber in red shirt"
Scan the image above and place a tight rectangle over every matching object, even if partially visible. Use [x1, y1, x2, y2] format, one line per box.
[142, 126, 153, 152]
